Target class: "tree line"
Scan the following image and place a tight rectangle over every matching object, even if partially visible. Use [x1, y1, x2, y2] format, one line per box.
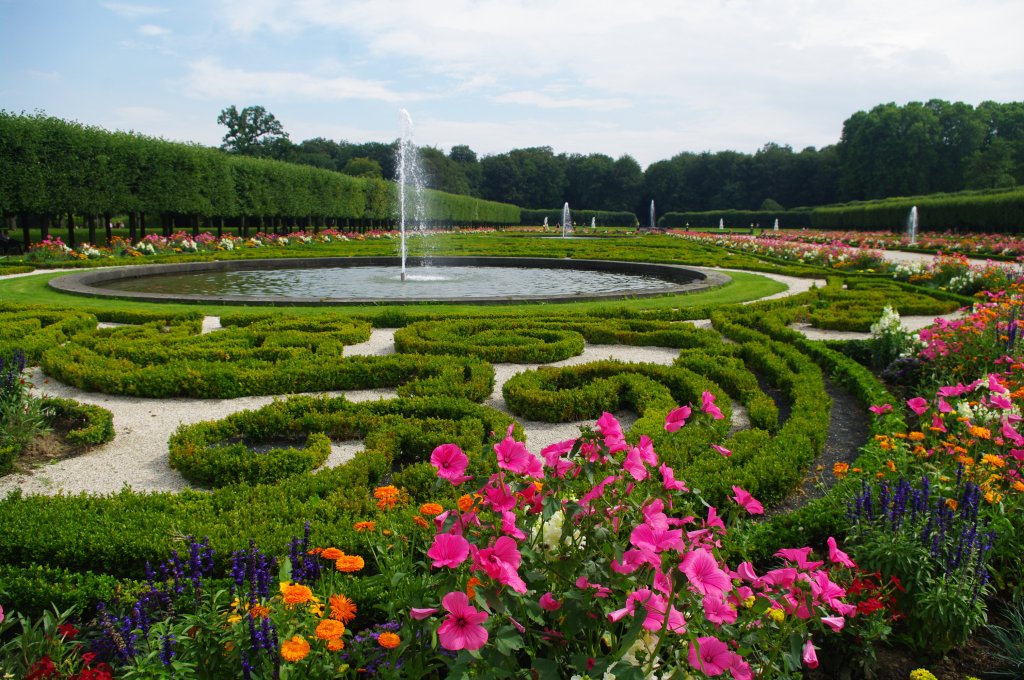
[220, 100, 1024, 217]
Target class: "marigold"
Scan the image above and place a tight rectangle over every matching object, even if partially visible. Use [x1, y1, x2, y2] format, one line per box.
[378, 632, 401, 649]
[320, 547, 345, 560]
[250, 603, 270, 619]
[833, 462, 850, 479]
[886, 460, 897, 473]
[327, 637, 345, 652]
[281, 635, 311, 662]
[419, 502, 444, 516]
[908, 431, 925, 441]
[945, 498, 958, 511]
[1013, 481, 1024, 492]
[336, 555, 365, 573]
[981, 454, 1006, 468]
[280, 582, 314, 606]
[466, 576, 482, 598]
[354, 521, 377, 532]
[413, 515, 431, 529]
[315, 619, 346, 641]
[374, 485, 401, 510]
[984, 490, 1003, 504]
[330, 594, 358, 623]
[968, 426, 992, 439]
[457, 493, 481, 512]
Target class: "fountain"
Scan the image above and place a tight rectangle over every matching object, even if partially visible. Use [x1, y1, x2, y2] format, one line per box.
[719, 218, 724, 230]
[773, 218, 779, 232]
[562, 203, 571, 238]
[650, 200, 656, 230]
[397, 109, 426, 281]
[907, 206, 918, 245]
[590, 217, 596, 229]
[543, 217, 548, 228]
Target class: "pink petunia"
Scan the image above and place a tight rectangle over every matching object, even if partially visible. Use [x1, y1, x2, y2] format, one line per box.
[827, 536, 856, 568]
[630, 520, 685, 554]
[868, 403, 893, 415]
[681, 548, 731, 597]
[538, 592, 561, 611]
[622, 447, 650, 481]
[821, 615, 845, 632]
[427, 533, 471, 569]
[688, 636, 732, 676]
[596, 411, 629, 453]
[665, 405, 692, 432]
[731, 486, 763, 515]
[774, 546, 824, 570]
[907, 397, 929, 415]
[473, 536, 527, 593]
[494, 436, 543, 477]
[431, 444, 472, 484]
[703, 594, 738, 625]
[437, 591, 489, 651]
[659, 463, 689, 491]
[711, 444, 732, 457]
[701, 391, 725, 420]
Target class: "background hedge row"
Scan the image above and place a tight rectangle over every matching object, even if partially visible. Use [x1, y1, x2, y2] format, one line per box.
[519, 208, 639, 228]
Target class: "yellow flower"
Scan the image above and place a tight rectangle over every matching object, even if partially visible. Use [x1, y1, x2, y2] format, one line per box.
[909, 670, 937, 680]
[378, 632, 401, 649]
[281, 635, 310, 662]
[315, 619, 346, 641]
[968, 426, 991, 439]
[336, 555, 365, 573]
[742, 596, 756, 609]
[766, 608, 785, 624]
[981, 454, 1006, 468]
[280, 582, 314, 606]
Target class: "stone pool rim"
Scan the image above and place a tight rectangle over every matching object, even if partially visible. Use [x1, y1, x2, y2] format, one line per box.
[47, 256, 731, 306]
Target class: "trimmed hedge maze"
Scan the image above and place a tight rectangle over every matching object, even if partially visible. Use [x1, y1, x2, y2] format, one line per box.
[0, 271, 958, 617]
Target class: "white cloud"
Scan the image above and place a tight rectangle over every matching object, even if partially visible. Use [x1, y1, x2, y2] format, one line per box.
[181, 58, 418, 103]
[138, 24, 170, 36]
[491, 90, 632, 110]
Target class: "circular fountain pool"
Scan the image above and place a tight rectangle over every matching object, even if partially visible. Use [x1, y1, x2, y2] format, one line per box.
[48, 257, 728, 306]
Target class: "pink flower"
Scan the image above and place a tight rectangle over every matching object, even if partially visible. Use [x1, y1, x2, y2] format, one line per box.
[622, 447, 650, 481]
[821, 615, 845, 632]
[711, 444, 732, 457]
[827, 536, 856, 568]
[731, 486, 763, 515]
[494, 437, 543, 477]
[931, 413, 947, 433]
[990, 393, 1013, 410]
[659, 463, 688, 491]
[596, 411, 628, 453]
[701, 391, 725, 420]
[868, 403, 893, 415]
[665, 405, 692, 432]
[427, 533, 470, 569]
[630, 520, 684, 554]
[410, 607, 438, 620]
[473, 536, 527, 593]
[774, 546, 823, 570]
[735, 561, 759, 582]
[802, 639, 818, 669]
[681, 548, 731, 597]
[539, 592, 561, 611]
[437, 591, 489, 651]
[703, 594, 738, 625]
[907, 397, 929, 415]
[431, 444, 472, 484]
[989, 373, 1008, 394]
[688, 636, 732, 676]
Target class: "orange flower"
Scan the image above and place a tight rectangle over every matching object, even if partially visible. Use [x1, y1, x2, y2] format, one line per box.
[466, 576, 482, 598]
[412, 515, 430, 529]
[329, 594, 358, 623]
[336, 555, 365, 573]
[249, 604, 270, 619]
[419, 502, 444, 516]
[981, 454, 1006, 468]
[832, 462, 850, 479]
[969, 426, 992, 440]
[945, 498, 958, 511]
[281, 635, 311, 662]
[984, 490, 1003, 504]
[354, 521, 377, 532]
[457, 493, 482, 512]
[315, 619, 346, 641]
[320, 547, 345, 560]
[378, 632, 400, 649]
[1012, 480, 1024, 492]
[374, 485, 401, 510]
[327, 637, 345, 652]
[280, 583, 314, 606]
[908, 431, 925, 441]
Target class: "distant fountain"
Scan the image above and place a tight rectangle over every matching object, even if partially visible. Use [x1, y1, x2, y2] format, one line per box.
[591, 217, 596, 229]
[650, 200, 656, 230]
[562, 203, 571, 238]
[397, 109, 426, 281]
[907, 205, 918, 245]
[543, 216, 548, 228]
[773, 218, 779, 231]
[719, 218, 724, 230]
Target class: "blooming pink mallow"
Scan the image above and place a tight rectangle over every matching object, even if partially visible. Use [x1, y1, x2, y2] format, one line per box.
[821, 615, 845, 632]
[731, 486, 764, 515]
[494, 436, 543, 477]
[701, 391, 725, 420]
[427, 533, 471, 569]
[596, 411, 629, 453]
[681, 548, 732, 597]
[431, 443, 472, 484]
[688, 636, 732, 676]
[539, 592, 561, 611]
[437, 591, 489, 651]
[802, 639, 819, 669]
[711, 444, 732, 457]
[473, 536, 527, 593]
[907, 397, 929, 415]
[659, 463, 688, 491]
[868, 403, 893, 415]
[827, 536, 856, 568]
[665, 405, 692, 432]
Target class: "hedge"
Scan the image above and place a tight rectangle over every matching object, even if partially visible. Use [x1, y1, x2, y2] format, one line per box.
[659, 209, 814, 230]
[519, 208, 638, 228]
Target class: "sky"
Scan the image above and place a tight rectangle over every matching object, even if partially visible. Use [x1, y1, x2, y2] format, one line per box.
[2, 0, 1022, 169]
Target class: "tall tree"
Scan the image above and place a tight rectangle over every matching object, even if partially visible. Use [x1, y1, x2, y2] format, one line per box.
[216, 105, 290, 155]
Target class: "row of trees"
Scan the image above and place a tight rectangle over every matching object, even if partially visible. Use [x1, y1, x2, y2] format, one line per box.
[218, 100, 1024, 218]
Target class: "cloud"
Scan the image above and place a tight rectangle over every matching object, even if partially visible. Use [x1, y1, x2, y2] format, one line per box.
[101, 2, 167, 18]
[181, 58, 417, 103]
[491, 90, 632, 110]
[138, 24, 170, 36]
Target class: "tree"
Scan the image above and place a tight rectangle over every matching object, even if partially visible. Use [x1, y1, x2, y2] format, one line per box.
[342, 157, 383, 179]
[217, 105, 290, 155]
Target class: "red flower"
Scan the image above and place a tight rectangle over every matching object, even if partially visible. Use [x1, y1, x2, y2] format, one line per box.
[857, 597, 885, 615]
[26, 656, 57, 679]
[58, 623, 80, 638]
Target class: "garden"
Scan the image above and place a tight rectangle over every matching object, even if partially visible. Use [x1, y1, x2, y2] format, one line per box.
[0, 228, 1022, 679]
